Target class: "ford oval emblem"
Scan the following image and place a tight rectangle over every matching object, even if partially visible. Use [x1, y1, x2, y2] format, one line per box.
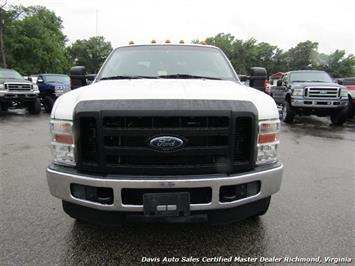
[149, 136, 184, 151]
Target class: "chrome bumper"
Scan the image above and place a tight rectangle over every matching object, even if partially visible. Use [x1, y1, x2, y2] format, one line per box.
[46, 164, 283, 212]
[0, 91, 39, 97]
[291, 97, 348, 108]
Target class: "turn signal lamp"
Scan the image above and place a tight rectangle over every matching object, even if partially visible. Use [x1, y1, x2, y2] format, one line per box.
[165, 39, 171, 44]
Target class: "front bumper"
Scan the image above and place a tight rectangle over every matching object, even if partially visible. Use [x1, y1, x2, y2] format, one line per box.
[291, 96, 348, 108]
[0, 91, 39, 99]
[46, 163, 283, 212]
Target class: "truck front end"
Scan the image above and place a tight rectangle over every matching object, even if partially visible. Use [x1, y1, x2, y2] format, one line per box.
[46, 44, 283, 225]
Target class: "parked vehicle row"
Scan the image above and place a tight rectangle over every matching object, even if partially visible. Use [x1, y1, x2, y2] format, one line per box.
[0, 68, 70, 114]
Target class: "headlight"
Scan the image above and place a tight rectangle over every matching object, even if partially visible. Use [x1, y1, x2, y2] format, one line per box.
[50, 120, 76, 166]
[257, 120, 280, 165]
[292, 88, 304, 96]
[32, 84, 39, 93]
[340, 88, 348, 97]
[0, 84, 5, 90]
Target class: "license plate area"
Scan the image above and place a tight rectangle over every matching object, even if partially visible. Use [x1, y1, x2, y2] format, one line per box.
[143, 192, 190, 217]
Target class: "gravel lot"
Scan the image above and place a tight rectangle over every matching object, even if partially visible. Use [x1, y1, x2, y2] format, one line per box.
[0, 110, 354, 265]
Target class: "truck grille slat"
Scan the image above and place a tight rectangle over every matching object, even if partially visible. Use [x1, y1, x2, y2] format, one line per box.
[76, 113, 255, 175]
[5, 83, 32, 91]
[306, 87, 340, 99]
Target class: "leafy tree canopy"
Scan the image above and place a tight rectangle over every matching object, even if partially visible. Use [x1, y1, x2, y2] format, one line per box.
[67, 36, 112, 74]
[4, 5, 70, 75]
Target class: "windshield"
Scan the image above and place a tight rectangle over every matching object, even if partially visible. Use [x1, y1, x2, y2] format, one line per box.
[289, 72, 332, 83]
[342, 78, 355, 86]
[0, 69, 23, 80]
[43, 75, 70, 84]
[97, 45, 236, 81]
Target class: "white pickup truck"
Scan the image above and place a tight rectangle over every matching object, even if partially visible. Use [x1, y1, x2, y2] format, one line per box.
[46, 43, 283, 225]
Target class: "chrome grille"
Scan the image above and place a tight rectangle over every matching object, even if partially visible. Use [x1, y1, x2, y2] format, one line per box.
[306, 87, 339, 99]
[5, 83, 32, 91]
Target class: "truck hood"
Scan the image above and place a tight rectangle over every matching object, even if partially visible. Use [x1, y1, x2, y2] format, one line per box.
[0, 78, 32, 84]
[52, 79, 279, 120]
[291, 82, 342, 88]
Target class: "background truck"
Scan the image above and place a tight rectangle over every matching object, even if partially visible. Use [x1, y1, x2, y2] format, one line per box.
[0, 68, 41, 114]
[271, 70, 349, 125]
[29, 73, 71, 113]
[337, 77, 355, 118]
[46, 43, 283, 225]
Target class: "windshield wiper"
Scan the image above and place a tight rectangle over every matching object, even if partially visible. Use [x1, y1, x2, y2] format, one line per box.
[158, 74, 222, 80]
[100, 75, 158, 80]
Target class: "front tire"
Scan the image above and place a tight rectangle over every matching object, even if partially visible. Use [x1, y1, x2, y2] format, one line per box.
[28, 98, 41, 114]
[0, 103, 9, 112]
[281, 102, 295, 123]
[330, 109, 347, 126]
[43, 96, 55, 113]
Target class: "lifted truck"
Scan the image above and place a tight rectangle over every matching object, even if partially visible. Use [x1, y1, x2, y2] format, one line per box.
[46, 43, 283, 225]
[0, 68, 41, 114]
[271, 70, 349, 125]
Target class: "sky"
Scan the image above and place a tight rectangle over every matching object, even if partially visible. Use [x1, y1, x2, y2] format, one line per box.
[5, 0, 355, 54]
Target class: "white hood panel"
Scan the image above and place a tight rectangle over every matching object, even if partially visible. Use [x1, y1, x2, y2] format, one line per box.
[52, 79, 278, 120]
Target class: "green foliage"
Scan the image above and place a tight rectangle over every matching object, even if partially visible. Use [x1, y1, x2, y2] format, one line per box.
[285, 41, 319, 70]
[67, 36, 112, 73]
[319, 50, 355, 78]
[5, 5, 70, 75]
[205, 33, 354, 77]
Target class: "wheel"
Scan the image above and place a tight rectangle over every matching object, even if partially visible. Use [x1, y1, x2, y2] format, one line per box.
[330, 109, 347, 126]
[253, 196, 271, 216]
[0, 103, 9, 112]
[281, 102, 295, 123]
[348, 97, 354, 118]
[43, 95, 55, 113]
[28, 98, 41, 114]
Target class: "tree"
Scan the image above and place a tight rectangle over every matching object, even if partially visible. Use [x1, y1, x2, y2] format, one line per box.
[285, 41, 319, 70]
[4, 5, 70, 74]
[319, 50, 355, 77]
[67, 36, 112, 73]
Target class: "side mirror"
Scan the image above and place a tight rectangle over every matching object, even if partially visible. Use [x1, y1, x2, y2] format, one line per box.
[70, 66, 87, 89]
[248, 67, 267, 91]
[277, 79, 283, 86]
[337, 79, 343, 85]
[37, 78, 44, 83]
[238, 75, 248, 82]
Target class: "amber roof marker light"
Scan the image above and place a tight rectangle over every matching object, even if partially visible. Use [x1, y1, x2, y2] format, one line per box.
[151, 39, 157, 44]
[129, 40, 134, 45]
[200, 40, 207, 45]
[165, 39, 171, 44]
[179, 40, 185, 44]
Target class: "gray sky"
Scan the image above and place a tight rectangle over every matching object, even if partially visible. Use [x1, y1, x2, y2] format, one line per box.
[6, 0, 355, 54]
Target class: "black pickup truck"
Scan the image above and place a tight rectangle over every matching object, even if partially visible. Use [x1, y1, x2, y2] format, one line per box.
[0, 68, 41, 114]
[271, 70, 349, 125]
